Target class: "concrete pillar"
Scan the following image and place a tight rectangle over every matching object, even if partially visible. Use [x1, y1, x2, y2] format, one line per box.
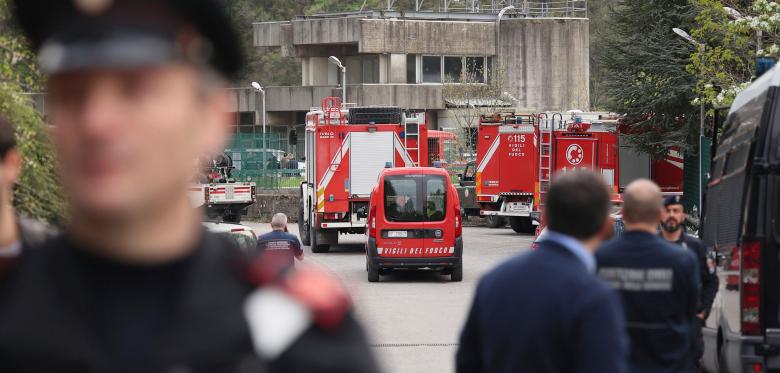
[388, 54, 407, 84]
[305, 57, 334, 86]
[301, 58, 310, 86]
[378, 54, 388, 84]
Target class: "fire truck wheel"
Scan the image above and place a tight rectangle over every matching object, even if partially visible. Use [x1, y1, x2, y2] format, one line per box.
[299, 207, 311, 246]
[312, 244, 330, 253]
[509, 217, 534, 234]
[367, 259, 380, 282]
[450, 264, 463, 282]
[485, 215, 506, 228]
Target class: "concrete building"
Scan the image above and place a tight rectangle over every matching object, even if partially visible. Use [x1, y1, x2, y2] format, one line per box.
[234, 1, 590, 157]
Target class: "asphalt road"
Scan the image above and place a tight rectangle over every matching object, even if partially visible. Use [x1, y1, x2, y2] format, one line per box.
[245, 222, 534, 373]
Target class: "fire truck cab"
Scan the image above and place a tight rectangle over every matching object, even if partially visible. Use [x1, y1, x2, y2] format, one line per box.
[365, 166, 463, 282]
[299, 97, 428, 253]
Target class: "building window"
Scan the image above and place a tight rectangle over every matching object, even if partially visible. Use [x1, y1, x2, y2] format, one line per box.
[444, 56, 463, 83]
[362, 55, 379, 84]
[422, 56, 441, 83]
[465, 57, 485, 83]
[407, 54, 417, 84]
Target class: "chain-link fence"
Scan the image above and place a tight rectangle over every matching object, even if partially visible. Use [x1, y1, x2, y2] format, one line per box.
[224, 133, 303, 190]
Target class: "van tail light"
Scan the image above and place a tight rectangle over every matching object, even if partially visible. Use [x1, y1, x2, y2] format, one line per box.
[455, 208, 462, 237]
[204, 188, 210, 204]
[231, 228, 245, 232]
[741, 240, 762, 335]
[368, 204, 377, 238]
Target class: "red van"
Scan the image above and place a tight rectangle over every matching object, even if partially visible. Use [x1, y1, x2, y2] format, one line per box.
[365, 167, 463, 282]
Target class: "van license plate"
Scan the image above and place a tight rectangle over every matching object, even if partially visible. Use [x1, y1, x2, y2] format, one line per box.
[508, 203, 530, 213]
[388, 231, 408, 238]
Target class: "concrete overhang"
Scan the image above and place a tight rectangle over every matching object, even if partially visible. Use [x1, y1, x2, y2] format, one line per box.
[231, 84, 445, 112]
[254, 15, 497, 56]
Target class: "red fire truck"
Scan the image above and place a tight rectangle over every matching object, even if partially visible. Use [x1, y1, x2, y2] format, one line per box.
[298, 97, 429, 253]
[465, 111, 621, 233]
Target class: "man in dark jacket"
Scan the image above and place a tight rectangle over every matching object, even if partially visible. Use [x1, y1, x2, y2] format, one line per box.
[660, 195, 718, 367]
[0, 1, 378, 372]
[456, 170, 628, 373]
[597, 180, 700, 372]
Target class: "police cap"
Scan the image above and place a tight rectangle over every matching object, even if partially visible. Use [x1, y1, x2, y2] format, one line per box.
[12, 0, 244, 78]
[663, 195, 683, 207]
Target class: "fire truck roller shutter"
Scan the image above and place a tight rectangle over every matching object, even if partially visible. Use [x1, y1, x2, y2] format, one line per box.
[348, 107, 402, 124]
[350, 132, 396, 197]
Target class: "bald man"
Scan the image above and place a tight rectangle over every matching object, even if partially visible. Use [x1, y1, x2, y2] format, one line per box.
[596, 180, 699, 372]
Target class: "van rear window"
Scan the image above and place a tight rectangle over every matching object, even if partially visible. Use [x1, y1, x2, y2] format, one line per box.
[384, 175, 447, 222]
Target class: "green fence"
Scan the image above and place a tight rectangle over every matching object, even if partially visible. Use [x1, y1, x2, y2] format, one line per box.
[224, 133, 303, 189]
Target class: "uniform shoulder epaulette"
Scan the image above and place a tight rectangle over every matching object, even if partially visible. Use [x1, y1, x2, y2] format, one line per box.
[244, 253, 352, 330]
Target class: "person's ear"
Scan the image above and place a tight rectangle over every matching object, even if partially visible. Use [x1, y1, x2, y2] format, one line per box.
[3, 149, 22, 185]
[598, 216, 614, 240]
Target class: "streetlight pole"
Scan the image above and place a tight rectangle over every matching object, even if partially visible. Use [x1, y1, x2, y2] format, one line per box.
[496, 6, 514, 75]
[672, 27, 706, 214]
[328, 56, 346, 105]
[251, 82, 267, 173]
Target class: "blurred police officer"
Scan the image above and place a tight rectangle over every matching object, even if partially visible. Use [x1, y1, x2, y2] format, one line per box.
[457, 170, 628, 373]
[660, 195, 718, 368]
[0, 1, 378, 372]
[597, 180, 699, 372]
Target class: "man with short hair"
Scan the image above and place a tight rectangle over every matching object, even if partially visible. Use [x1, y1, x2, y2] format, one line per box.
[660, 195, 718, 367]
[256, 213, 304, 269]
[597, 180, 700, 372]
[456, 170, 628, 373]
[0, 1, 378, 372]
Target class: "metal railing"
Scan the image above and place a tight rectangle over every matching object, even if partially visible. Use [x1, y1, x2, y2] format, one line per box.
[384, 0, 587, 17]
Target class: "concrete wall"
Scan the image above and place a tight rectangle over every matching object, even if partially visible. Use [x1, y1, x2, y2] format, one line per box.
[499, 18, 590, 111]
[350, 84, 444, 109]
[292, 18, 362, 45]
[248, 189, 300, 222]
[359, 19, 495, 55]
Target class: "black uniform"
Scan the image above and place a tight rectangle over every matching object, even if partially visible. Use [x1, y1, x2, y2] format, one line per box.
[3, 1, 379, 372]
[0, 233, 378, 373]
[597, 231, 700, 372]
[666, 231, 719, 364]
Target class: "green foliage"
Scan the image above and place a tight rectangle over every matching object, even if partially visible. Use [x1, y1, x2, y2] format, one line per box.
[0, 83, 65, 224]
[689, 0, 780, 109]
[0, 0, 65, 224]
[600, 0, 700, 156]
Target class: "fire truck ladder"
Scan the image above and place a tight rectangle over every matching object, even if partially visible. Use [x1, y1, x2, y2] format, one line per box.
[537, 113, 562, 210]
[322, 97, 347, 171]
[403, 116, 421, 166]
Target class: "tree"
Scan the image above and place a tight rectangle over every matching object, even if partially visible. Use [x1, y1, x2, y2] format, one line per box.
[442, 67, 509, 155]
[688, 0, 780, 109]
[600, 0, 700, 156]
[0, 0, 65, 224]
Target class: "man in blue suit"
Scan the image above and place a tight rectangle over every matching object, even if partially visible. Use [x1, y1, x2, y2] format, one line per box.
[456, 170, 628, 373]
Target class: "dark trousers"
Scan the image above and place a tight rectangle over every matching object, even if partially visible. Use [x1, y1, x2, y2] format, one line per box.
[692, 318, 704, 368]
